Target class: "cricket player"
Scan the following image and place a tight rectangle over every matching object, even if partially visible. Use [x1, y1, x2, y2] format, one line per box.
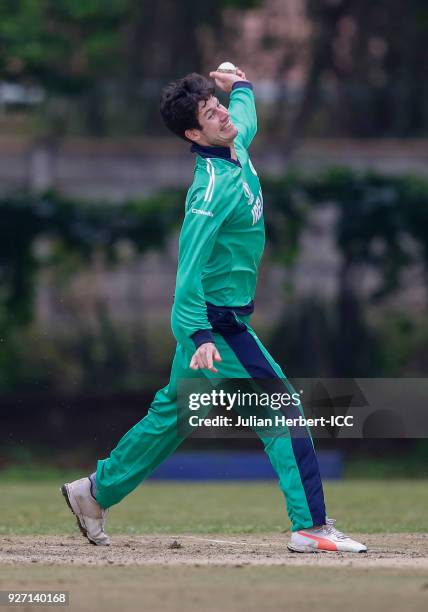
[61, 68, 367, 554]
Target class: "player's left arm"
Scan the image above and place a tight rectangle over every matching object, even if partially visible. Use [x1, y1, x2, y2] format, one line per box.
[209, 68, 257, 149]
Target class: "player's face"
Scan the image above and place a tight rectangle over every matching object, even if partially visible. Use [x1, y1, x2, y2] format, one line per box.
[190, 96, 238, 146]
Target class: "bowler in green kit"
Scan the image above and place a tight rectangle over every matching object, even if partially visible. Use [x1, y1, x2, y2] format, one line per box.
[61, 67, 367, 554]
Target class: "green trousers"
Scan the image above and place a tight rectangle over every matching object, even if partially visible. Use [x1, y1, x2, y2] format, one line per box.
[96, 317, 326, 531]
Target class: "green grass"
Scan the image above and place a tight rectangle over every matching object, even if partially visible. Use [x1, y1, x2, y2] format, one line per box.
[0, 479, 427, 535]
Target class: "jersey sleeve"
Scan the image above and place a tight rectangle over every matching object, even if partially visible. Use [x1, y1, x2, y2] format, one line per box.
[171, 163, 234, 349]
[228, 82, 257, 150]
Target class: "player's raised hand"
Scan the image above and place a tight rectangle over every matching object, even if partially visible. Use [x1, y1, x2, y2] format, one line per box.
[209, 69, 247, 93]
[189, 342, 222, 373]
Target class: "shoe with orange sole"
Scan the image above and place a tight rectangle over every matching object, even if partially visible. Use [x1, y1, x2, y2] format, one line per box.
[287, 518, 367, 553]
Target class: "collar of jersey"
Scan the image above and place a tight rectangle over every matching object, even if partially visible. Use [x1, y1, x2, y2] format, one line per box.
[190, 143, 242, 167]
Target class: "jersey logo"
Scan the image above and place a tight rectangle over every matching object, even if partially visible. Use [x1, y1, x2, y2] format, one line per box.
[243, 182, 263, 225]
[191, 208, 214, 217]
[251, 188, 263, 225]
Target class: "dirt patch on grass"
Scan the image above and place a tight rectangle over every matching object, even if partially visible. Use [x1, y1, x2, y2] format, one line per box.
[1, 533, 427, 569]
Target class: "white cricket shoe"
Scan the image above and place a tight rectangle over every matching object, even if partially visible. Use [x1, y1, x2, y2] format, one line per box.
[61, 477, 110, 546]
[287, 518, 367, 553]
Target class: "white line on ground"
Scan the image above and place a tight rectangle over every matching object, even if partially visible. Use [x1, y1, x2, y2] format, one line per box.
[179, 536, 247, 545]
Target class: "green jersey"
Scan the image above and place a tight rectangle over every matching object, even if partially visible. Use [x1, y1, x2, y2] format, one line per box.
[171, 82, 265, 349]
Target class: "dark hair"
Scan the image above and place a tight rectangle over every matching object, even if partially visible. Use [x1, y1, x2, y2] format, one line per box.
[160, 73, 215, 142]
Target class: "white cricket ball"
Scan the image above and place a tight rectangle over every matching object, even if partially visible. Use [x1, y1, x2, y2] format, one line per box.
[217, 61, 237, 74]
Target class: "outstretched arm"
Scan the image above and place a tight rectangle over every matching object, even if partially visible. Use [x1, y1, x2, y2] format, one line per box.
[209, 67, 257, 149]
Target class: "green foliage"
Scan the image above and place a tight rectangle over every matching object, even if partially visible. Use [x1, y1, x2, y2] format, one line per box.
[0, 0, 129, 95]
[263, 168, 428, 377]
[0, 0, 261, 135]
[0, 189, 184, 392]
[375, 313, 428, 377]
[0, 189, 183, 326]
[2, 1, 427, 138]
[2, 167, 428, 390]
[262, 173, 311, 265]
[265, 168, 428, 299]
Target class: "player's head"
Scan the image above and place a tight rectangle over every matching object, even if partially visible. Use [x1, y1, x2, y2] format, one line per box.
[160, 72, 238, 146]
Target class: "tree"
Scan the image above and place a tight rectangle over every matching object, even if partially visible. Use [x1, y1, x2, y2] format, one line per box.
[266, 168, 428, 376]
[293, 0, 428, 142]
[0, 0, 260, 137]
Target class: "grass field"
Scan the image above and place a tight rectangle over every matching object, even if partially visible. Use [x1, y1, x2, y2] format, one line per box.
[0, 479, 427, 535]
[0, 478, 427, 611]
